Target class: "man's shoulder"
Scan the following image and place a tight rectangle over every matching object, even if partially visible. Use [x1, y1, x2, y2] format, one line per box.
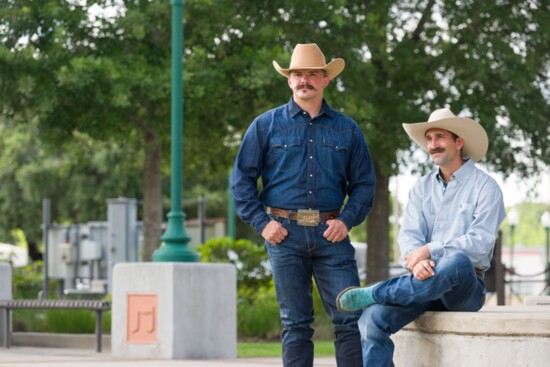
[253, 104, 288, 126]
[470, 166, 502, 190]
[328, 108, 359, 127]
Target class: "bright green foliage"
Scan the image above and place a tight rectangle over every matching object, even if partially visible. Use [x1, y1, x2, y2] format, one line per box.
[238, 340, 335, 357]
[0, 117, 143, 246]
[197, 237, 272, 293]
[502, 202, 550, 247]
[198, 236, 336, 338]
[11, 261, 44, 299]
[46, 309, 111, 334]
[197, 237, 280, 337]
[11, 262, 112, 333]
[0, 1, 549, 278]
[237, 289, 281, 339]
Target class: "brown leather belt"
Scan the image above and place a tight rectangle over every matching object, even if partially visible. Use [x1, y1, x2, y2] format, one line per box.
[266, 207, 340, 226]
[475, 268, 484, 277]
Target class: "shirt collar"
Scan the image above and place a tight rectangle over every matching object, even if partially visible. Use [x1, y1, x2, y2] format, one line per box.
[288, 97, 333, 118]
[452, 159, 475, 184]
[436, 159, 475, 186]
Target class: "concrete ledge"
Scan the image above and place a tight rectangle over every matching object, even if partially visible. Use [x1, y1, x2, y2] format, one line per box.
[12, 332, 111, 350]
[402, 306, 550, 336]
[524, 296, 550, 305]
[392, 306, 550, 366]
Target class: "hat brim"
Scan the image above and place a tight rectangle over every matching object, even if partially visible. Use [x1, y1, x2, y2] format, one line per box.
[402, 117, 488, 162]
[272, 58, 345, 79]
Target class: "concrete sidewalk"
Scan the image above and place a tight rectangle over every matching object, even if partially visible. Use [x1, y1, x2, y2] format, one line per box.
[0, 346, 337, 367]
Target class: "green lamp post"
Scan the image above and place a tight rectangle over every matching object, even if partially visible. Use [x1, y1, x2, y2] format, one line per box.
[153, 0, 198, 262]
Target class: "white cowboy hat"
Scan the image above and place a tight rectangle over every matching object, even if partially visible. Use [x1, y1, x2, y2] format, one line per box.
[272, 43, 345, 79]
[402, 108, 489, 162]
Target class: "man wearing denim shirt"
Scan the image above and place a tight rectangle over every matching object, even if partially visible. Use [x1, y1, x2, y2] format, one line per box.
[231, 43, 376, 367]
[336, 108, 506, 367]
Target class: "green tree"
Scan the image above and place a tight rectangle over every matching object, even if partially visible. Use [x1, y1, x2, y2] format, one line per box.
[502, 202, 550, 247]
[0, 117, 143, 253]
[1, 1, 549, 283]
[0, 1, 173, 259]
[187, 0, 550, 282]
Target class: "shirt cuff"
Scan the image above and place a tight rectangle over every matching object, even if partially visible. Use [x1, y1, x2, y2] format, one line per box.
[252, 214, 271, 235]
[336, 213, 353, 231]
[427, 241, 444, 260]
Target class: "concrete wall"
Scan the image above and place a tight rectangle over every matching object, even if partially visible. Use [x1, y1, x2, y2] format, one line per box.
[392, 306, 550, 367]
[0, 262, 12, 346]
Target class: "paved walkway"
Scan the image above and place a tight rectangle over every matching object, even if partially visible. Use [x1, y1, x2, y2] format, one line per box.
[0, 347, 337, 367]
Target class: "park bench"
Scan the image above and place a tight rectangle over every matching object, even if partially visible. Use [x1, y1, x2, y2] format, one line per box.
[0, 299, 111, 352]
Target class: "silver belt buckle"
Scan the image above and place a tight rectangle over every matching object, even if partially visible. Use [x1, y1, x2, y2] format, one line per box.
[297, 209, 320, 226]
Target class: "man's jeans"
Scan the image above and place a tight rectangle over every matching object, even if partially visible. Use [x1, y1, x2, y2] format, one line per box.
[358, 252, 486, 367]
[265, 215, 363, 367]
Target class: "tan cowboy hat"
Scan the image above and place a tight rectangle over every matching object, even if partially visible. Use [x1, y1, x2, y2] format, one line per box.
[402, 108, 488, 162]
[272, 43, 345, 79]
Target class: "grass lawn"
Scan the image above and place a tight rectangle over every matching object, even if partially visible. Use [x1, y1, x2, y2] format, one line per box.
[237, 340, 335, 358]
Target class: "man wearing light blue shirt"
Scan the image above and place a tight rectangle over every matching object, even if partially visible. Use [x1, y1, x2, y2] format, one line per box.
[335, 108, 506, 366]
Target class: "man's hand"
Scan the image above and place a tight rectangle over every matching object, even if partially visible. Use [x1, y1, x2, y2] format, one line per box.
[404, 245, 431, 271]
[412, 259, 436, 280]
[261, 220, 288, 245]
[323, 219, 348, 243]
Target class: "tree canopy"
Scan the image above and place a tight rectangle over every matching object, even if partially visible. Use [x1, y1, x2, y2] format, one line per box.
[1, 0, 549, 281]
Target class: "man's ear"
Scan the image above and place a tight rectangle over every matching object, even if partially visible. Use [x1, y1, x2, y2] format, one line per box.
[456, 136, 465, 150]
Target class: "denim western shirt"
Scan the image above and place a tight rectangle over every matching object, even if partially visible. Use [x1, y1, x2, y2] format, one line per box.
[231, 98, 376, 234]
[398, 159, 506, 270]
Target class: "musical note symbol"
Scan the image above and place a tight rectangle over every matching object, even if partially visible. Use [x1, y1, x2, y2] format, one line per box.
[130, 308, 156, 333]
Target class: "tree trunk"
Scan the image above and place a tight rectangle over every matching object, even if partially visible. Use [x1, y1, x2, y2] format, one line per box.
[142, 128, 163, 261]
[27, 239, 42, 262]
[366, 165, 390, 283]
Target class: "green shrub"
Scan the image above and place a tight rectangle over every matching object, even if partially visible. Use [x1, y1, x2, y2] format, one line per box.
[311, 283, 334, 340]
[12, 261, 44, 299]
[198, 237, 272, 296]
[10, 261, 111, 333]
[199, 237, 334, 340]
[237, 285, 281, 339]
[46, 309, 111, 333]
[236, 282, 334, 340]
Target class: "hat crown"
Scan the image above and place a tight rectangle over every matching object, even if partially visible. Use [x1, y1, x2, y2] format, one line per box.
[289, 43, 326, 69]
[428, 108, 457, 122]
[272, 43, 345, 79]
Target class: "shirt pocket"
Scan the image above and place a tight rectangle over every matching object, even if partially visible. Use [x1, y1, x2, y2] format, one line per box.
[266, 136, 302, 172]
[320, 137, 349, 173]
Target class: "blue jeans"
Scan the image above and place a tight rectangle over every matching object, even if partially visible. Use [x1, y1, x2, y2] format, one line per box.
[358, 252, 486, 367]
[265, 215, 363, 367]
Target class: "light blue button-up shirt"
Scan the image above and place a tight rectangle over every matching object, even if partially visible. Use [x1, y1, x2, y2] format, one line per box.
[398, 159, 506, 270]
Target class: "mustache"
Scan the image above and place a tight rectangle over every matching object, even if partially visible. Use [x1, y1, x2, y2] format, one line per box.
[429, 148, 445, 154]
[296, 83, 315, 91]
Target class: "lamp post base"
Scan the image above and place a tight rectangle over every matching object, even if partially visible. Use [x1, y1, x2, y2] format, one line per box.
[152, 244, 199, 262]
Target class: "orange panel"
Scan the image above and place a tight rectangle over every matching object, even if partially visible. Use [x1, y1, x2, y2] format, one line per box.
[126, 293, 158, 344]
